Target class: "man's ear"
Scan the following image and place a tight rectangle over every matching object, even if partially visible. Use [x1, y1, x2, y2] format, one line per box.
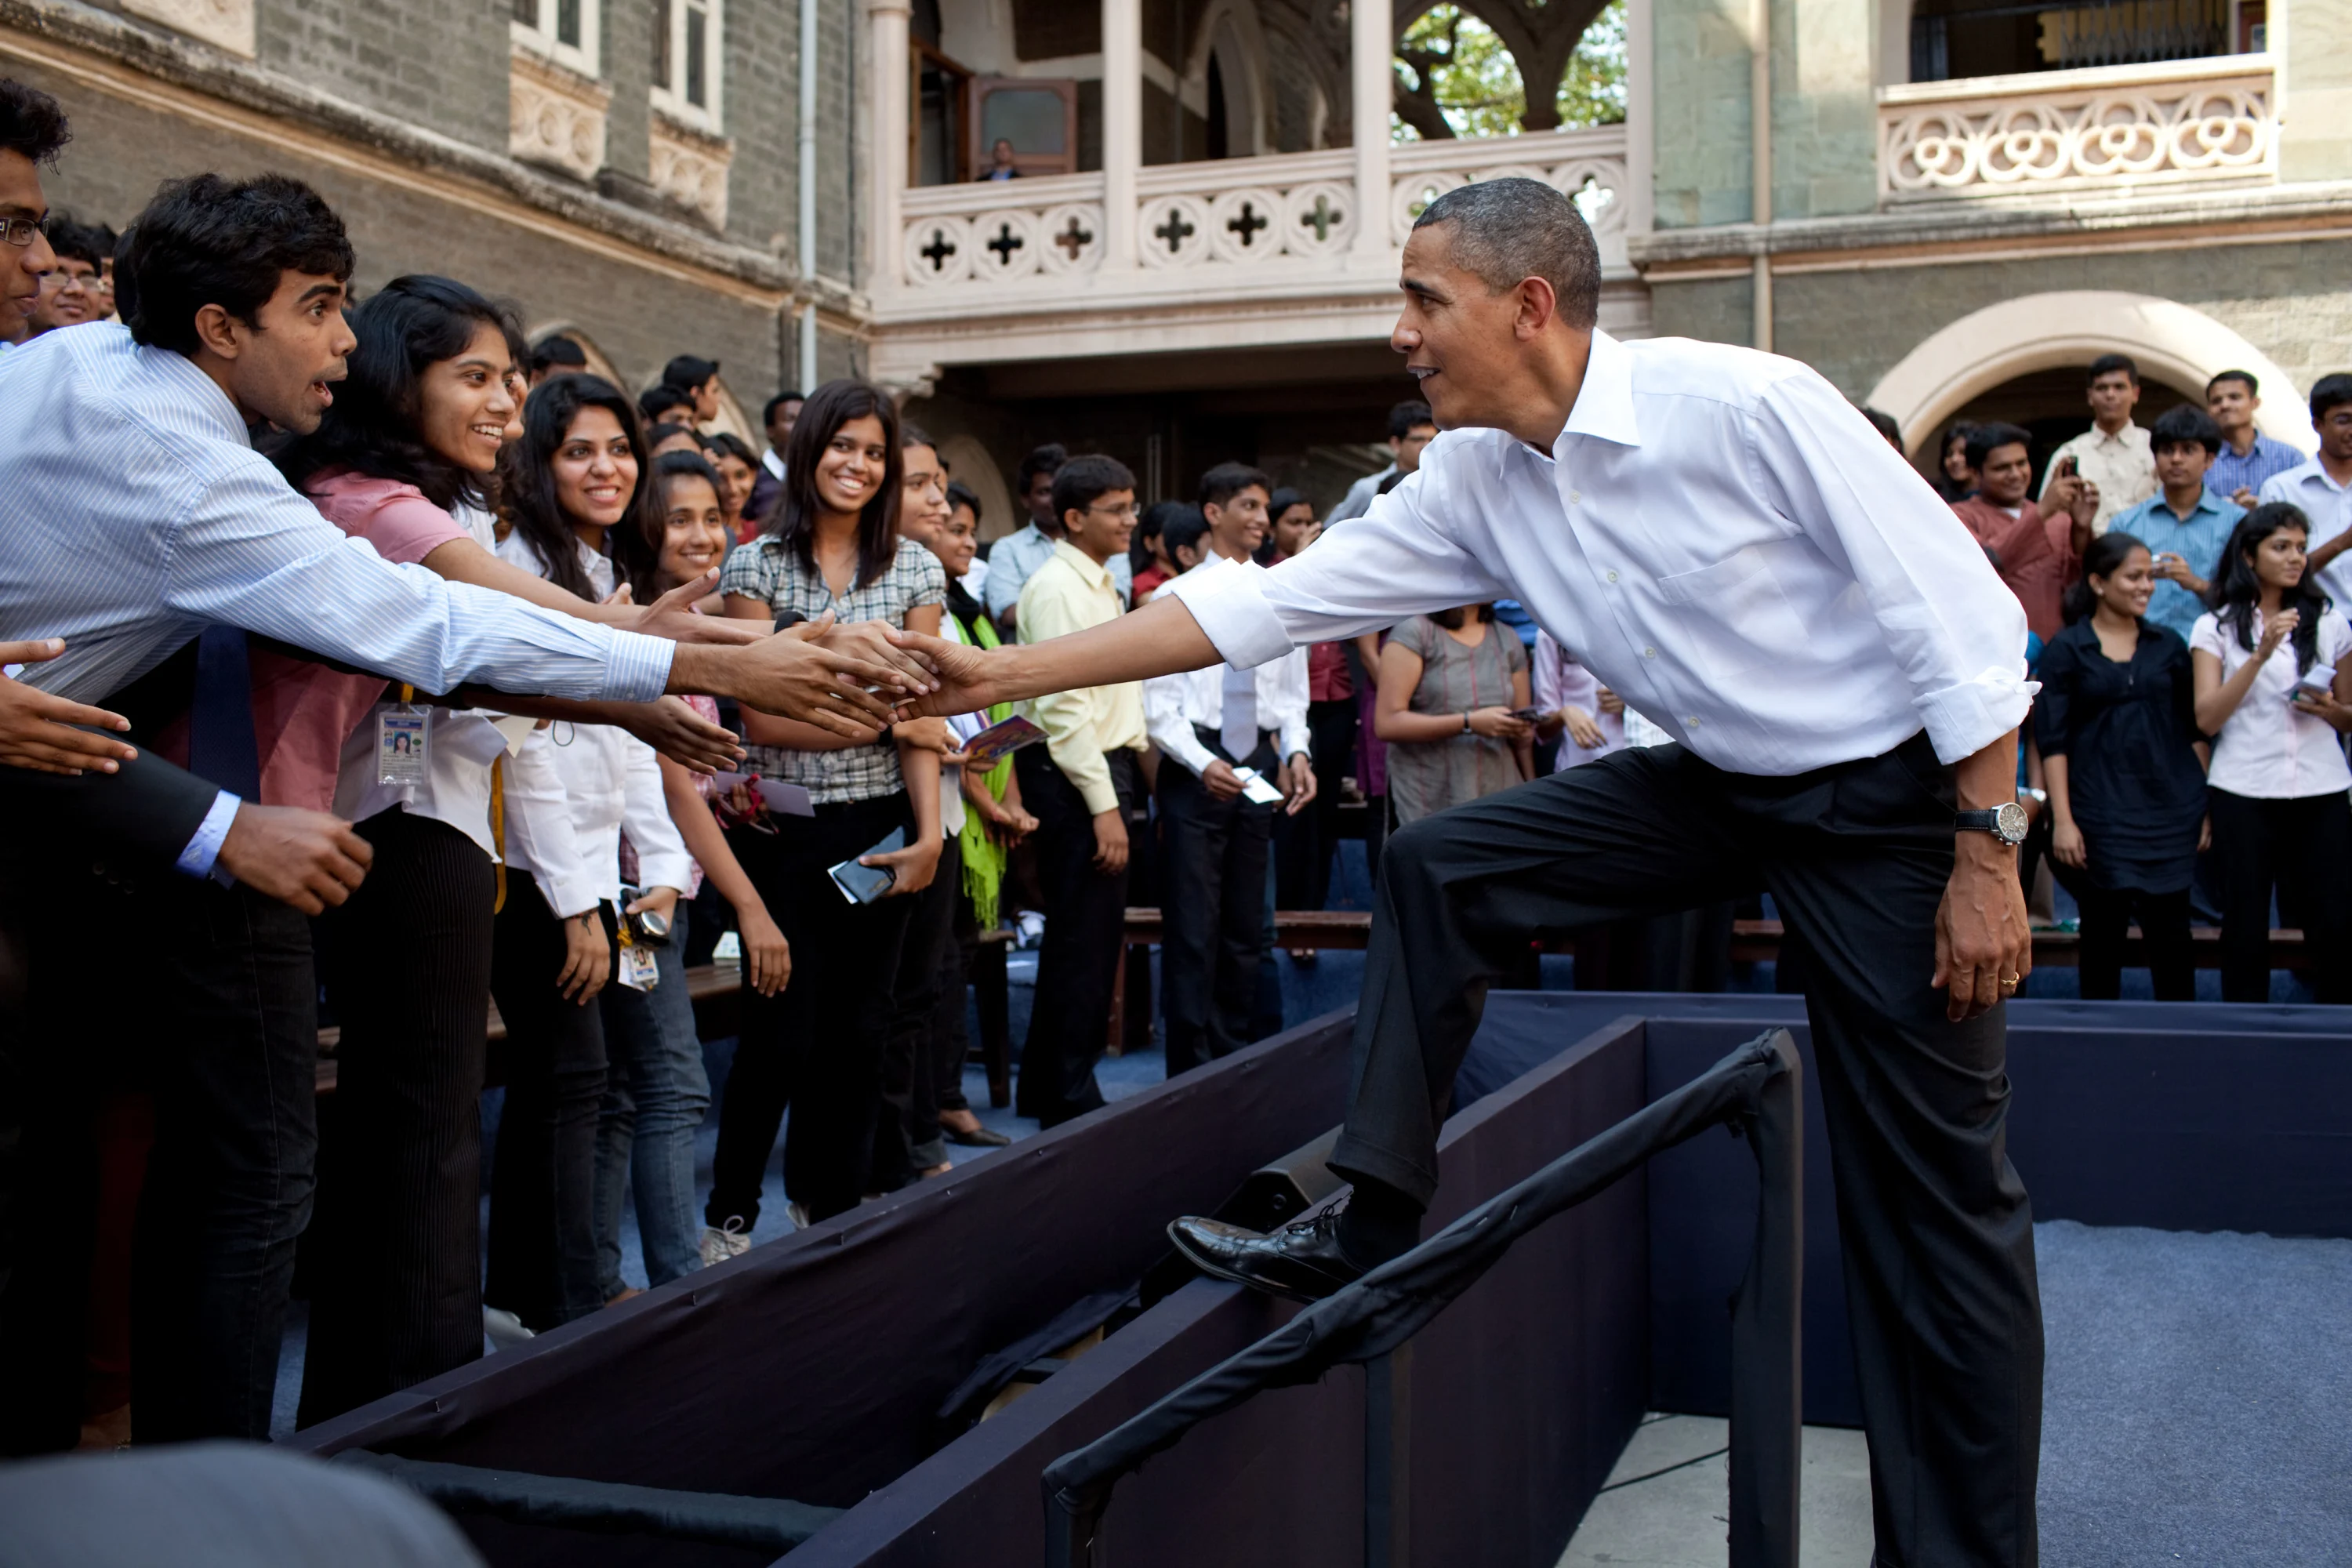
[1513, 275, 1559, 341]
[191, 302, 245, 361]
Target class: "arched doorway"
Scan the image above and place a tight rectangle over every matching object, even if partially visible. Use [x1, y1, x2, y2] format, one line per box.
[1867, 290, 2315, 470]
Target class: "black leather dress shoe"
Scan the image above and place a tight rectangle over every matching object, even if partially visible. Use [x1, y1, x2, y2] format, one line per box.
[1166, 1208, 1366, 1304]
[942, 1122, 1012, 1148]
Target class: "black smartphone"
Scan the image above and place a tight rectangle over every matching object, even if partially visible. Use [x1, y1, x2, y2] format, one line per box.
[827, 827, 906, 905]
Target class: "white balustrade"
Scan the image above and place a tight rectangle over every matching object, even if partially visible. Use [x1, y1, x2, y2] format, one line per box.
[1388, 127, 1629, 268]
[893, 125, 1630, 296]
[1878, 56, 2274, 201]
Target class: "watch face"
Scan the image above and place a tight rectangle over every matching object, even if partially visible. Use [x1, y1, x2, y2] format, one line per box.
[1995, 801, 2031, 844]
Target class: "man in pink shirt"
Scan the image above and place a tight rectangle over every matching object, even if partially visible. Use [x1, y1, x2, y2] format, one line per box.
[1950, 421, 2097, 637]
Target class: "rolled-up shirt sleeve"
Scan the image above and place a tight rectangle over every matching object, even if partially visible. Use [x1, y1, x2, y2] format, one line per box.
[168, 465, 674, 704]
[1164, 484, 1504, 670]
[1749, 371, 2036, 764]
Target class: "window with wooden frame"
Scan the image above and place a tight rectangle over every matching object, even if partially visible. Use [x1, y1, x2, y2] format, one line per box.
[651, 0, 725, 132]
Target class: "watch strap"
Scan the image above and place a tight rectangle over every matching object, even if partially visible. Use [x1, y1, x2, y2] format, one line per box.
[1954, 809, 2000, 832]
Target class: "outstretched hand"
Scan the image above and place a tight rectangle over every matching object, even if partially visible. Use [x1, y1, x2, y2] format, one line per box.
[0, 640, 139, 775]
[717, 612, 937, 739]
[884, 629, 1004, 718]
[633, 569, 766, 646]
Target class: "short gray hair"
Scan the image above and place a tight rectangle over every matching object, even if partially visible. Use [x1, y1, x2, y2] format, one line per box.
[1411, 176, 1600, 330]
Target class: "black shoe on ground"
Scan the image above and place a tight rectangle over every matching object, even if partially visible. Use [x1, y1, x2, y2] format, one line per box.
[1166, 1207, 1367, 1304]
[943, 1122, 1012, 1148]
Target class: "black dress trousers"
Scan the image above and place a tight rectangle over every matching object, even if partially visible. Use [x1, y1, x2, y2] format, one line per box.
[1014, 746, 1140, 1127]
[1339, 735, 2041, 1568]
[301, 807, 495, 1426]
[1158, 725, 1277, 1076]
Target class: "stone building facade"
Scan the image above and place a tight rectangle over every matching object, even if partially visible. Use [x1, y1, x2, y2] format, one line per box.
[7, 0, 2347, 519]
[2, 0, 869, 422]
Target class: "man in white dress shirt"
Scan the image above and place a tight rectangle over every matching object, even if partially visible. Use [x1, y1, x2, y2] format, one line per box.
[906, 179, 2042, 1565]
[2257, 372, 2352, 610]
[1142, 474, 1315, 1074]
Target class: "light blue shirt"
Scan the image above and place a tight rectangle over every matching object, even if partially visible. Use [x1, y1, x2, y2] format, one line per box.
[983, 520, 1130, 624]
[2259, 457, 2352, 613]
[2207, 431, 2303, 503]
[0, 322, 676, 873]
[2109, 489, 2241, 644]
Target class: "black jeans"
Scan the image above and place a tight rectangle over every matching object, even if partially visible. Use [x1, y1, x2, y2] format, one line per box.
[873, 833, 962, 1188]
[302, 808, 495, 1426]
[1, 859, 317, 1450]
[2069, 884, 2194, 1001]
[708, 795, 915, 1227]
[1159, 728, 1277, 1076]
[1273, 698, 1357, 912]
[1341, 736, 2041, 1567]
[1015, 746, 1140, 1127]
[2207, 786, 2352, 1004]
[486, 884, 608, 1333]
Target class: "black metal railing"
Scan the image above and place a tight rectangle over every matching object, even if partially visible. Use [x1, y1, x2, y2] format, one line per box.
[1040, 1028, 1804, 1568]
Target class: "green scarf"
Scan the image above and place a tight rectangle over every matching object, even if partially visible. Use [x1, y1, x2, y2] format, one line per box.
[955, 611, 1014, 928]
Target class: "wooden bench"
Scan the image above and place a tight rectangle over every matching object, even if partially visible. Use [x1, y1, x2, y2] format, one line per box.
[1117, 909, 2310, 971]
[318, 938, 1020, 1110]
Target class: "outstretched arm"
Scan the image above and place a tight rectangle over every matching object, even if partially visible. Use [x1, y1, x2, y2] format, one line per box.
[895, 593, 1223, 717]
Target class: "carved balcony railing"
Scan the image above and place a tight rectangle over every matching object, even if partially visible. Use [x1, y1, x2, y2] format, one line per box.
[1878, 54, 2274, 202]
[893, 124, 1628, 300]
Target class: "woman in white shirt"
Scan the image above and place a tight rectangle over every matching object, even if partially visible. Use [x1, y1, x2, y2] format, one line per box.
[2190, 503, 2352, 1003]
[489, 375, 696, 1329]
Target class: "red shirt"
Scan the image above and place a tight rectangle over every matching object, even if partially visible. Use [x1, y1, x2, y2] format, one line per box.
[1951, 495, 2077, 637]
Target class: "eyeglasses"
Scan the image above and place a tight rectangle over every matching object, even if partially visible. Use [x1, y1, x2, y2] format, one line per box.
[0, 216, 45, 249]
[1086, 503, 1138, 521]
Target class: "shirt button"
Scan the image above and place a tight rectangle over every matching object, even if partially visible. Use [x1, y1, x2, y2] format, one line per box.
[1643, 646, 1657, 659]
[1570, 489, 1584, 505]
[1687, 716, 1701, 728]
[1606, 570, 1619, 583]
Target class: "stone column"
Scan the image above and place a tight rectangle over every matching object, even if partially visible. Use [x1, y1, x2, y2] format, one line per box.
[1350, 0, 1393, 260]
[866, 0, 912, 295]
[1101, 0, 1142, 270]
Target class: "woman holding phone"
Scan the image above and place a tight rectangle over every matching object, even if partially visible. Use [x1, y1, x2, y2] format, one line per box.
[702, 380, 948, 1241]
[596, 451, 794, 1287]
[2190, 503, 2352, 1002]
[2034, 533, 2208, 1000]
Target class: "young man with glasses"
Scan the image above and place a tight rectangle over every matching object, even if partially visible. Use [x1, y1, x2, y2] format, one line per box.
[27, 217, 103, 337]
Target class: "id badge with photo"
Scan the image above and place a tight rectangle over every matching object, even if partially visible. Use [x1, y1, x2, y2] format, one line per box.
[617, 941, 660, 992]
[376, 703, 430, 786]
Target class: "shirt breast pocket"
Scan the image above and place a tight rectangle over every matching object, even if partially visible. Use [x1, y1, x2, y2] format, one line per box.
[1654, 542, 1813, 684]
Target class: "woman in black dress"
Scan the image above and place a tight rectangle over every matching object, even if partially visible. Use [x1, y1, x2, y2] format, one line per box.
[2037, 532, 2210, 1000]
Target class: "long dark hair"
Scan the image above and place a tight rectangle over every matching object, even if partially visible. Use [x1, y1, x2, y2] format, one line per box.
[274, 274, 525, 510]
[2212, 502, 2325, 673]
[762, 378, 902, 590]
[2061, 532, 2151, 626]
[1429, 604, 1496, 631]
[501, 373, 659, 601]
[619, 449, 728, 601]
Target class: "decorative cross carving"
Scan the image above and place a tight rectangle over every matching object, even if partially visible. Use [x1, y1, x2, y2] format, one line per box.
[917, 229, 957, 271]
[1153, 209, 1196, 254]
[1300, 193, 1341, 243]
[1225, 200, 1270, 247]
[985, 222, 1024, 265]
[1053, 214, 1094, 260]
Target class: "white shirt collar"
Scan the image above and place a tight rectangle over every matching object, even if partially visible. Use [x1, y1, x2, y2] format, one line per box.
[1559, 329, 1643, 451]
[761, 447, 784, 481]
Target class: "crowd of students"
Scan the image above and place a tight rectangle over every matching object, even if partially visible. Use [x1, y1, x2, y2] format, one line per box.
[1935, 358, 2352, 1004]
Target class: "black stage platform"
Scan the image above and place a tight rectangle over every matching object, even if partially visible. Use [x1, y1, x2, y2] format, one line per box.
[294, 996, 2352, 1566]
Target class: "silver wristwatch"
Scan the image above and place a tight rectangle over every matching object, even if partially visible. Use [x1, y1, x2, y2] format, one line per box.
[1955, 803, 2031, 845]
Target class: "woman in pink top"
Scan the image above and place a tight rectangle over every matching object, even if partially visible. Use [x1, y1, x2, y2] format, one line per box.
[267, 278, 694, 1419]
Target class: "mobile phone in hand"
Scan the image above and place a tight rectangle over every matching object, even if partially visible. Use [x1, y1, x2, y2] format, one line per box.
[827, 827, 906, 904]
[1506, 706, 1543, 723]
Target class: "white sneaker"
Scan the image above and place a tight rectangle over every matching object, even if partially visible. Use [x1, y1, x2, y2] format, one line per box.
[482, 1305, 535, 1350]
[699, 1219, 752, 1268]
[786, 1201, 811, 1231]
[1014, 911, 1045, 949]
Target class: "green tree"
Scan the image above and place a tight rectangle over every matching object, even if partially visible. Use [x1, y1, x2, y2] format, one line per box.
[1392, 1, 1628, 143]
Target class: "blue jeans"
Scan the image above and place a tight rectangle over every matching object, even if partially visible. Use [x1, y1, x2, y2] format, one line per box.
[593, 904, 712, 1294]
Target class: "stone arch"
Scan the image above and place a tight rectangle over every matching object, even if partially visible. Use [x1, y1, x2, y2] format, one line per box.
[1865, 291, 2316, 461]
[528, 322, 625, 389]
[1187, 0, 1271, 158]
